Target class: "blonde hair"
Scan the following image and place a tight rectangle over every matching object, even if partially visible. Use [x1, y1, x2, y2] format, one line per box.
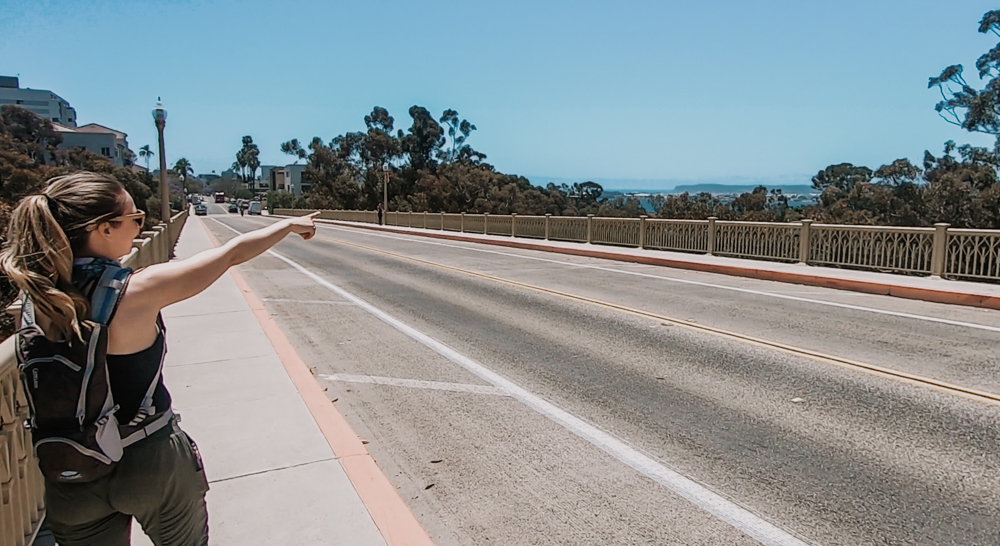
[0, 172, 127, 341]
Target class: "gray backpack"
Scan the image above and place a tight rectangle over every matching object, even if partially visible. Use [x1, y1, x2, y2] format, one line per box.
[16, 264, 171, 483]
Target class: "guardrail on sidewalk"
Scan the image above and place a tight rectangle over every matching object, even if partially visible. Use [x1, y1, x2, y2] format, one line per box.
[274, 209, 1000, 282]
[1, 208, 188, 546]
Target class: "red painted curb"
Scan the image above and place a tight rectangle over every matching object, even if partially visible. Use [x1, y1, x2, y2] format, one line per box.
[308, 218, 1000, 311]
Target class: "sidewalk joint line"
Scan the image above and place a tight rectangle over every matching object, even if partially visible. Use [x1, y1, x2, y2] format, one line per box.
[208, 457, 337, 484]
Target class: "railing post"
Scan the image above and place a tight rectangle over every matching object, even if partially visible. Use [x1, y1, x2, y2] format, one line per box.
[461, 212, 465, 233]
[707, 217, 717, 255]
[408, 211, 412, 228]
[798, 219, 813, 265]
[484, 213, 489, 235]
[511, 213, 517, 237]
[587, 214, 594, 244]
[639, 215, 647, 249]
[931, 223, 950, 278]
[545, 214, 551, 240]
[152, 225, 166, 263]
[423, 211, 427, 229]
[440, 211, 444, 230]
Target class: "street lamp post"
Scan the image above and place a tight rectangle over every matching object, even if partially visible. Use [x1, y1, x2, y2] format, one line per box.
[382, 163, 389, 224]
[152, 99, 169, 223]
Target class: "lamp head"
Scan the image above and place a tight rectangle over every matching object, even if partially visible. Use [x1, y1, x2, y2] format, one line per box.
[152, 97, 167, 123]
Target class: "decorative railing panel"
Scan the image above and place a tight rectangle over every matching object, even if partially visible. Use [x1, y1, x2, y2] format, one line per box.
[809, 225, 934, 274]
[946, 229, 1000, 280]
[425, 213, 442, 230]
[715, 221, 799, 262]
[486, 215, 512, 236]
[644, 220, 709, 252]
[592, 218, 640, 247]
[464, 214, 485, 234]
[548, 217, 588, 243]
[516, 216, 546, 239]
[443, 213, 463, 232]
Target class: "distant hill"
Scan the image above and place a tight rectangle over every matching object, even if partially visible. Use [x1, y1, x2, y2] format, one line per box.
[668, 184, 816, 195]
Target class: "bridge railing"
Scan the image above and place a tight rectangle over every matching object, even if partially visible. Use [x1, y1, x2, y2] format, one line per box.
[1, 208, 187, 546]
[274, 209, 1000, 282]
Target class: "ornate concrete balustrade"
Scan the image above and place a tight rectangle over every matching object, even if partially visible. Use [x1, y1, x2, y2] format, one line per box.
[0, 208, 188, 546]
[277, 209, 997, 282]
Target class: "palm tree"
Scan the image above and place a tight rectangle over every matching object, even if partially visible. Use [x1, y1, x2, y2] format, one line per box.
[172, 157, 193, 179]
[138, 145, 153, 171]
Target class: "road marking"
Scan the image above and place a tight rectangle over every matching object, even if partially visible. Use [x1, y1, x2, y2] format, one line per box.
[319, 374, 509, 396]
[312, 222, 1000, 334]
[210, 218, 812, 546]
[263, 298, 354, 305]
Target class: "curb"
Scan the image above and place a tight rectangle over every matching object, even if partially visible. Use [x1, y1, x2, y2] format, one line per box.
[303, 218, 1000, 311]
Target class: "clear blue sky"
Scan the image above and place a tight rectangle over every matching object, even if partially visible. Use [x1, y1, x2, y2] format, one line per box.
[2, 0, 996, 189]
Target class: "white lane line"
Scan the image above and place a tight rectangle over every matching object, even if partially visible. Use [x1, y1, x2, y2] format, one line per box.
[263, 298, 354, 305]
[210, 217, 812, 546]
[312, 222, 1000, 334]
[318, 373, 508, 396]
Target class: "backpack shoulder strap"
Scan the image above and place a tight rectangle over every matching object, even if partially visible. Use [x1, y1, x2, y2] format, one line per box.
[20, 292, 36, 329]
[89, 265, 133, 325]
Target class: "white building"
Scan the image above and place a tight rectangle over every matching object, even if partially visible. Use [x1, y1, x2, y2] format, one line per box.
[0, 76, 77, 126]
[53, 123, 133, 168]
[266, 164, 308, 196]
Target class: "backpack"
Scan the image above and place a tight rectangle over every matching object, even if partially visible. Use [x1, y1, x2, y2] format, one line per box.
[15, 263, 172, 483]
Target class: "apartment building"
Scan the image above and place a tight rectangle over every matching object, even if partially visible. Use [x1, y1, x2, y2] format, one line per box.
[0, 76, 77, 126]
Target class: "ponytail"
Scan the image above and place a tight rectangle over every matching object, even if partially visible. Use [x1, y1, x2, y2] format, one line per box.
[0, 172, 126, 341]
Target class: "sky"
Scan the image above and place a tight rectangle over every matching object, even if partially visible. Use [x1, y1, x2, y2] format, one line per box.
[1, 0, 998, 190]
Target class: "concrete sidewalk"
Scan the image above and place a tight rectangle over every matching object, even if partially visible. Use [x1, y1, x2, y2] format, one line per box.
[309, 219, 1000, 310]
[128, 217, 388, 545]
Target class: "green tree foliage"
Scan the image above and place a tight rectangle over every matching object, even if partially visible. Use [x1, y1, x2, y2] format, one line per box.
[264, 190, 294, 213]
[280, 138, 307, 163]
[438, 109, 477, 164]
[929, 10, 1000, 150]
[401, 106, 445, 173]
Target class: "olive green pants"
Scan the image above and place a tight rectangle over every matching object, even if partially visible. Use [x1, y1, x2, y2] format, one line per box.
[43, 419, 209, 546]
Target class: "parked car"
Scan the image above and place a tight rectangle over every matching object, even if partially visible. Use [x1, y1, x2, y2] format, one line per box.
[228, 204, 238, 213]
[194, 203, 207, 216]
[248, 201, 262, 215]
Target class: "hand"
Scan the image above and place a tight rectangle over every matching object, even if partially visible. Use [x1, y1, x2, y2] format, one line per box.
[285, 211, 319, 240]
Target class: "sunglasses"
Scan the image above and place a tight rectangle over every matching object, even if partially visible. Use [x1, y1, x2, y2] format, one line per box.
[106, 211, 146, 228]
[87, 210, 146, 227]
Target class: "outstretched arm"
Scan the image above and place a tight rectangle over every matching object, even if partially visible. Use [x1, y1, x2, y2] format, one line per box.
[122, 213, 318, 313]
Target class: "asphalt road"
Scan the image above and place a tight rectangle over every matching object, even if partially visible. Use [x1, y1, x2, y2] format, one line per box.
[199, 203, 1000, 545]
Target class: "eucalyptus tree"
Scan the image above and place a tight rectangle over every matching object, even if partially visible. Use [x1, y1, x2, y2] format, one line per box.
[929, 10, 1000, 151]
[401, 106, 445, 173]
[279, 138, 307, 163]
[438, 109, 477, 164]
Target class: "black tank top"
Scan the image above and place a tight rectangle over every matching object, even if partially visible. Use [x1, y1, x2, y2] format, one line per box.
[71, 257, 171, 425]
[105, 315, 172, 424]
